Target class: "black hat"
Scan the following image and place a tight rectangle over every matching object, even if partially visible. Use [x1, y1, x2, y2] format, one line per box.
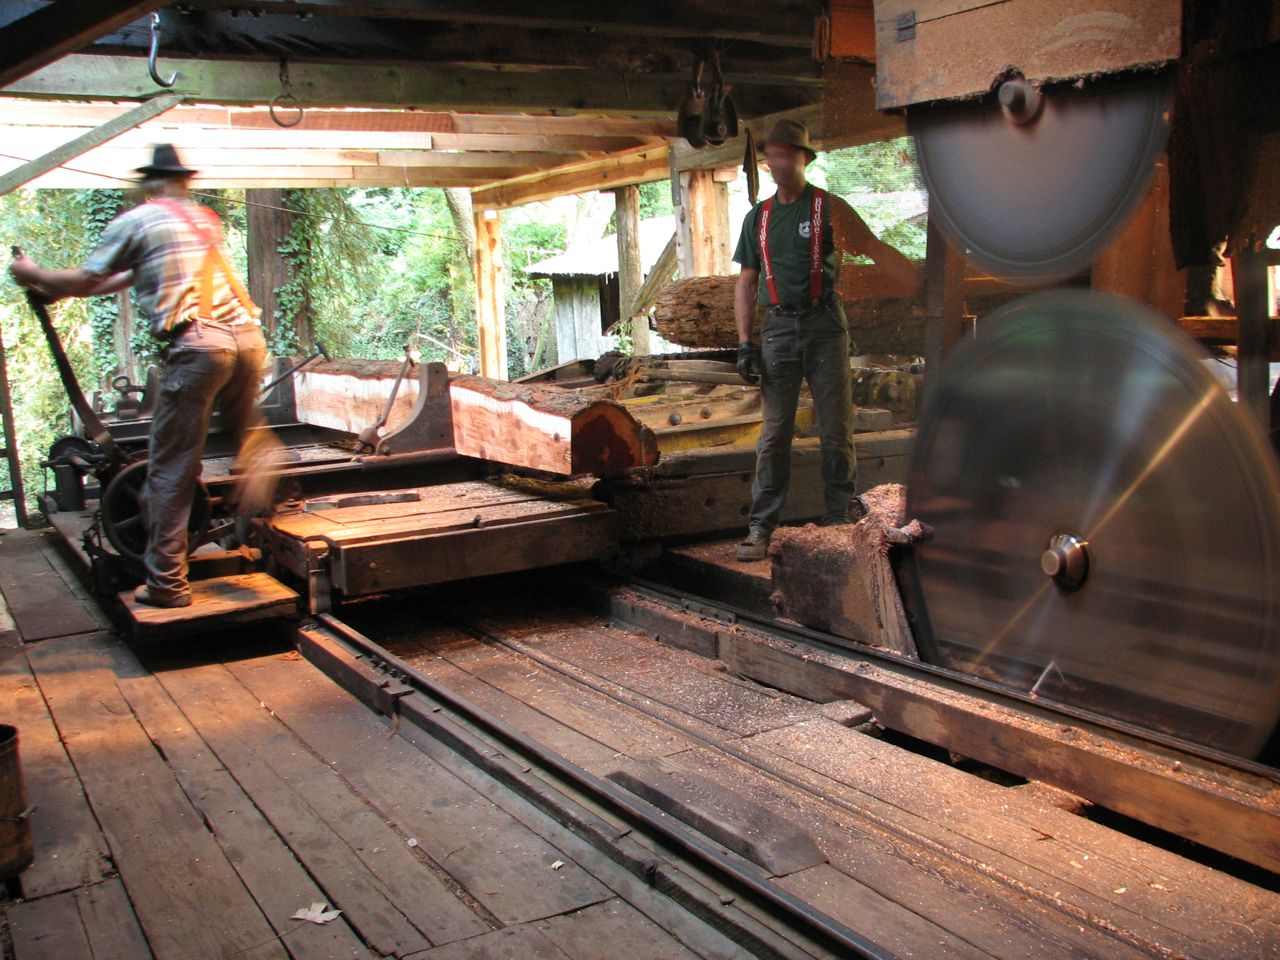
[135, 143, 198, 178]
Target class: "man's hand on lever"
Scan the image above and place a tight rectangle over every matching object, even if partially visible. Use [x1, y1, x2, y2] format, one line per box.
[830, 199, 919, 298]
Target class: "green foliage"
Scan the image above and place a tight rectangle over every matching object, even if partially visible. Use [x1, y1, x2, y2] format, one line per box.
[815, 137, 928, 260]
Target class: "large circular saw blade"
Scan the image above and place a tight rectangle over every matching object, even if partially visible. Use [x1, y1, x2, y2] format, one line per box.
[905, 291, 1280, 759]
[911, 76, 1170, 283]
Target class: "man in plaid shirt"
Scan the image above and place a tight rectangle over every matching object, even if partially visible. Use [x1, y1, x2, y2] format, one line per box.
[11, 144, 279, 608]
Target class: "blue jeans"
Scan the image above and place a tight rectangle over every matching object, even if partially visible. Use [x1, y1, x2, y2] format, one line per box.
[142, 323, 276, 598]
[748, 300, 855, 535]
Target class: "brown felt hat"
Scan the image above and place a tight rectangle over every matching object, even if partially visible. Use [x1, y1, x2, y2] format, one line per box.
[135, 143, 198, 178]
[761, 118, 817, 162]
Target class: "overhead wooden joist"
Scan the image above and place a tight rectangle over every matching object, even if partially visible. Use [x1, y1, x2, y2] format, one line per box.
[0, 0, 166, 88]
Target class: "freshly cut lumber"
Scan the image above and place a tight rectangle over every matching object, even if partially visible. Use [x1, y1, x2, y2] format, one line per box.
[769, 483, 918, 656]
[293, 357, 418, 435]
[449, 374, 658, 475]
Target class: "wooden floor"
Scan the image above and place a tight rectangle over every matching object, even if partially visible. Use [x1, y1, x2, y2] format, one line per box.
[0, 530, 744, 960]
[346, 581, 1280, 960]
[2, 526, 1279, 960]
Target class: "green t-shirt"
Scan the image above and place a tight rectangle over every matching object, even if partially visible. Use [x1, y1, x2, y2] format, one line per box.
[733, 185, 838, 307]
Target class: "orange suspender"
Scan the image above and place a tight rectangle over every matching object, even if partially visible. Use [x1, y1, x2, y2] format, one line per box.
[757, 187, 826, 306]
[150, 198, 258, 325]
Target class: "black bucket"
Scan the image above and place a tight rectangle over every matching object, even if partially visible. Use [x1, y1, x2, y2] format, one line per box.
[0, 724, 34, 881]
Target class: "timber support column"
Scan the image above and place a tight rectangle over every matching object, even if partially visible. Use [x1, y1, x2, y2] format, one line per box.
[474, 207, 507, 379]
[614, 184, 650, 354]
[922, 214, 966, 401]
[676, 168, 732, 278]
[246, 188, 292, 346]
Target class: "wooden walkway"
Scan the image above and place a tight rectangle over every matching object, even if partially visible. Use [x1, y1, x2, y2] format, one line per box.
[0, 530, 742, 960]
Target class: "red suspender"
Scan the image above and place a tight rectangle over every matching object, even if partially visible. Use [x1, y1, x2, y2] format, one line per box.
[756, 188, 826, 307]
[758, 196, 779, 305]
[150, 198, 258, 327]
[809, 188, 825, 303]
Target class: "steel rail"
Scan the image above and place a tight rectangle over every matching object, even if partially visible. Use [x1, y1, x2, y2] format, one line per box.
[619, 576, 1280, 782]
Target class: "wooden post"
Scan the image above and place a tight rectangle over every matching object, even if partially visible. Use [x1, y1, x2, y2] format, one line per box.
[922, 214, 966, 396]
[474, 207, 507, 379]
[1091, 159, 1186, 320]
[613, 184, 650, 354]
[675, 168, 731, 278]
[246, 188, 292, 347]
[1231, 245, 1272, 432]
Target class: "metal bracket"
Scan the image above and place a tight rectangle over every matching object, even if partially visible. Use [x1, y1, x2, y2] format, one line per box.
[370, 361, 454, 457]
[896, 10, 917, 42]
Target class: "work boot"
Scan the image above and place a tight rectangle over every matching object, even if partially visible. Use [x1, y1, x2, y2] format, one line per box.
[818, 495, 869, 527]
[133, 584, 192, 608]
[735, 528, 771, 562]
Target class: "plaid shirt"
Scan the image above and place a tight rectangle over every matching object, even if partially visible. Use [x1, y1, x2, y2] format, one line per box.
[83, 198, 259, 336]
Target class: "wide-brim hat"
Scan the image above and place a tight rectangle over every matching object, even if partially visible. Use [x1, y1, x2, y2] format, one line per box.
[762, 118, 817, 162]
[136, 143, 198, 178]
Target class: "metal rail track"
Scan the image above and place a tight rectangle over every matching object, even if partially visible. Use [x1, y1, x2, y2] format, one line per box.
[619, 575, 1280, 783]
[304, 611, 902, 960]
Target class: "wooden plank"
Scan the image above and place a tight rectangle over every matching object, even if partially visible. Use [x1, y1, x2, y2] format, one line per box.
[224, 649, 612, 926]
[73, 879, 155, 960]
[328, 508, 618, 595]
[405, 924, 572, 960]
[25, 634, 289, 960]
[107, 646, 392, 959]
[0, 650, 112, 899]
[471, 147, 671, 210]
[473, 209, 507, 379]
[535, 898, 704, 960]
[0, 531, 99, 641]
[117, 572, 298, 631]
[743, 719, 1280, 959]
[0, 93, 183, 196]
[0, 0, 163, 89]
[872, 0, 1183, 110]
[8, 889, 94, 960]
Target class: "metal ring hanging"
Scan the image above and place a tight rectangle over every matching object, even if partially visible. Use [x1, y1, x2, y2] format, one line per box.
[269, 60, 304, 128]
[148, 12, 179, 88]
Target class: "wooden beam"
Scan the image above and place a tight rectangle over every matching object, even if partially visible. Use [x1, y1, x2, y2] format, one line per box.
[0, 92, 184, 196]
[23, 167, 534, 190]
[871, 0, 1182, 110]
[922, 214, 966, 392]
[614, 184, 649, 354]
[0, 0, 166, 89]
[471, 146, 671, 210]
[675, 169, 731, 278]
[473, 208, 507, 380]
[627, 233, 678, 321]
[0, 99, 677, 139]
[176, 0, 817, 48]
[2, 53, 807, 117]
[1232, 246, 1274, 432]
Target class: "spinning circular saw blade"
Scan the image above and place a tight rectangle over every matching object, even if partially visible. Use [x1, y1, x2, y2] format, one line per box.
[904, 291, 1280, 759]
[910, 75, 1171, 283]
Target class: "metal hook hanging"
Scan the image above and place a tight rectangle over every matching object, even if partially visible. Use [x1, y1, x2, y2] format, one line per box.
[269, 60, 304, 128]
[148, 12, 179, 88]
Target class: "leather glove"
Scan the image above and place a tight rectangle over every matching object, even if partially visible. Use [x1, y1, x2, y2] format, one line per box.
[736, 342, 762, 385]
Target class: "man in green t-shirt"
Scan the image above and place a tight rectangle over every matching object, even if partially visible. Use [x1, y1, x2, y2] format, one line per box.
[732, 119, 916, 561]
